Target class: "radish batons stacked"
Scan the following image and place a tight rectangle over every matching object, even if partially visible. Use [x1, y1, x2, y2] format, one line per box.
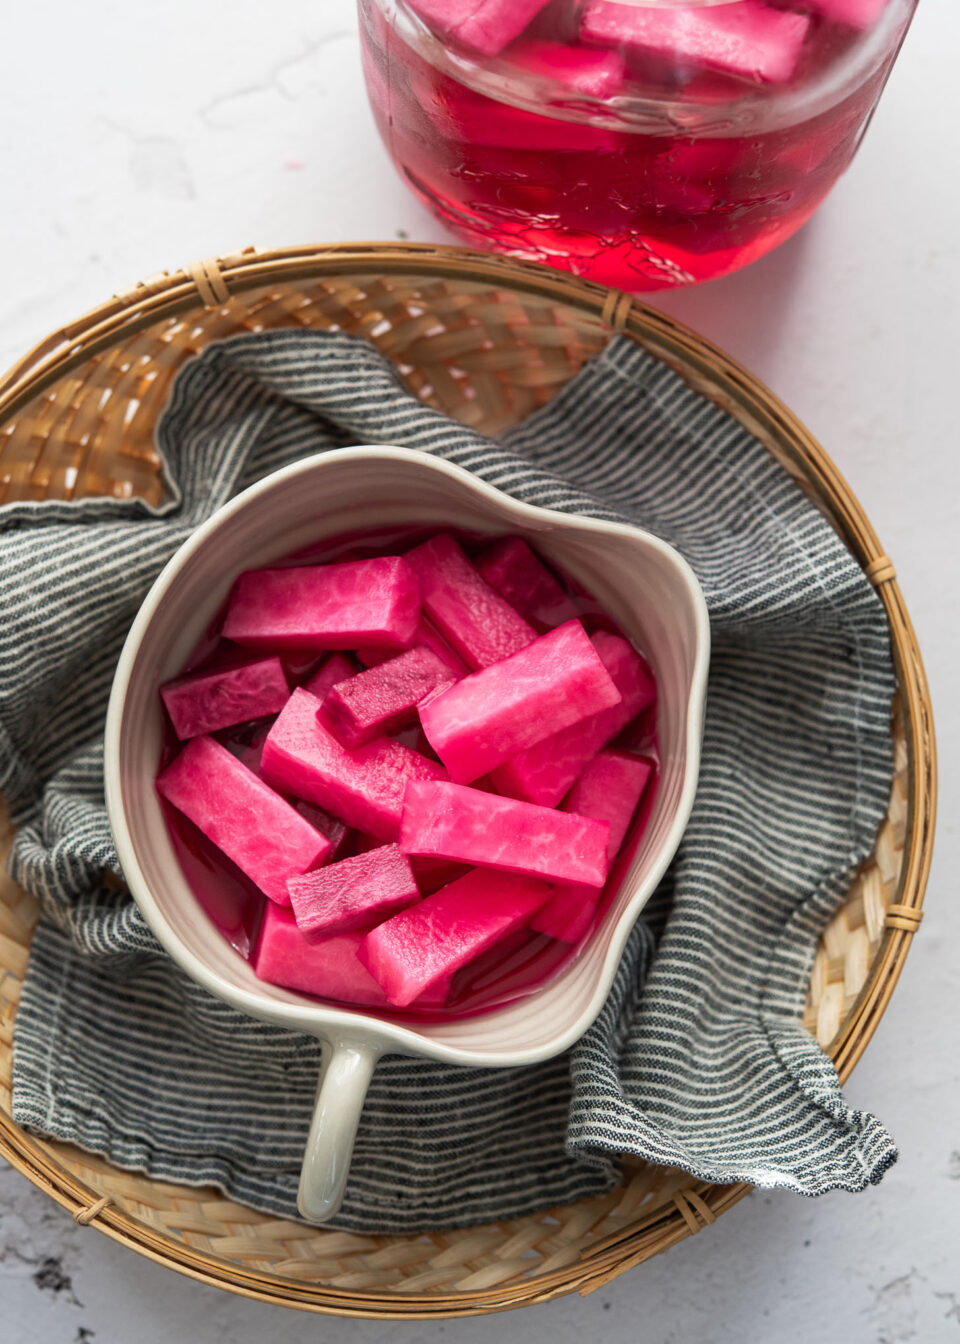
[157, 535, 655, 1010]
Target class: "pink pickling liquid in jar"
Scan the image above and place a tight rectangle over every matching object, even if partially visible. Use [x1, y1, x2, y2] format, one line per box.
[158, 526, 659, 1023]
[359, 0, 917, 290]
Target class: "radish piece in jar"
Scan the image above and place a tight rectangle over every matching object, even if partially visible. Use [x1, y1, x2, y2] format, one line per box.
[580, 1, 811, 85]
[406, 0, 554, 57]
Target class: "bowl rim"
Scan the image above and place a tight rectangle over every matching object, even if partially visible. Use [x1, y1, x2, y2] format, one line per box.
[104, 443, 710, 1068]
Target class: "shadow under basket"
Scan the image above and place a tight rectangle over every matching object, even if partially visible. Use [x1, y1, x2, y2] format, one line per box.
[0, 243, 936, 1318]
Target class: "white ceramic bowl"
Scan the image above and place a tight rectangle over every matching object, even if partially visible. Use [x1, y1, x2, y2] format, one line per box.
[105, 446, 709, 1223]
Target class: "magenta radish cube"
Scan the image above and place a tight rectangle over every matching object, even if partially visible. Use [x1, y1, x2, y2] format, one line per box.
[160, 657, 290, 740]
[405, 0, 553, 55]
[361, 869, 552, 1007]
[507, 40, 627, 99]
[253, 903, 389, 1006]
[260, 688, 448, 841]
[420, 620, 621, 784]
[302, 652, 357, 702]
[287, 844, 420, 940]
[401, 781, 611, 889]
[404, 533, 535, 670]
[532, 750, 653, 941]
[157, 735, 332, 904]
[321, 646, 455, 748]
[475, 536, 578, 630]
[222, 557, 420, 652]
[492, 630, 655, 806]
[357, 616, 469, 678]
[797, 0, 887, 29]
[581, 1, 810, 84]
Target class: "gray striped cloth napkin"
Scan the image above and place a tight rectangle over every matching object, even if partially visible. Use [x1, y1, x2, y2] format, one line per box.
[2, 330, 898, 1233]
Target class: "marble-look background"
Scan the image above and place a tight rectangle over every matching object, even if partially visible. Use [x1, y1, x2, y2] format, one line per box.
[1, 2, 956, 1340]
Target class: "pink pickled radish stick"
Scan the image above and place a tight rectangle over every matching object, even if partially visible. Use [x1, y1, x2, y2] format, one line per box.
[261, 688, 447, 841]
[565, 750, 654, 855]
[222, 556, 420, 651]
[581, 0, 810, 84]
[475, 536, 578, 629]
[798, 0, 887, 30]
[400, 780, 611, 889]
[157, 735, 331, 904]
[405, 0, 553, 56]
[361, 868, 552, 1006]
[507, 40, 627, 99]
[253, 903, 387, 1005]
[321, 646, 454, 748]
[254, 904, 451, 1007]
[420, 620, 621, 784]
[356, 616, 468, 677]
[160, 657, 290, 740]
[404, 532, 535, 669]
[533, 751, 654, 941]
[288, 844, 420, 941]
[492, 629, 655, 806]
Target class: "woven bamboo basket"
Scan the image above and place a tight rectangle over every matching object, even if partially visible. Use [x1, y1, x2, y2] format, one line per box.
[0, 243, 935, 1319]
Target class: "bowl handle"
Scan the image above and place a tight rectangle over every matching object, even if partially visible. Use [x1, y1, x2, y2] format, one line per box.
[298, 1037, 380, 1223]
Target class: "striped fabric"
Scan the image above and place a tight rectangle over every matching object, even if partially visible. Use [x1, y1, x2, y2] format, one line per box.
[2, 331, 897, 1233]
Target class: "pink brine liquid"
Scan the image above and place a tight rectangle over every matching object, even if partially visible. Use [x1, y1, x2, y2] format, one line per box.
[360, 0, 916, 289]
[158, 526, 659, 1022]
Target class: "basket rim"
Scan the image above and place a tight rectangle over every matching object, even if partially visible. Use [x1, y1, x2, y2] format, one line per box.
[0, 241, 937, 1317]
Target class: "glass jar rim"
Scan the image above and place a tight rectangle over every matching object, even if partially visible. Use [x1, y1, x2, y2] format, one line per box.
[374, 0, 916, 136]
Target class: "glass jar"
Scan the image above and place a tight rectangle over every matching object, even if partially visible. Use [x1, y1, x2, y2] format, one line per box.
[359, 0, 918, 290]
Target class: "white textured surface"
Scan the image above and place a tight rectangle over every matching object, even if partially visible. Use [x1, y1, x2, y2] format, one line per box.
[1, 0, 957, 1339]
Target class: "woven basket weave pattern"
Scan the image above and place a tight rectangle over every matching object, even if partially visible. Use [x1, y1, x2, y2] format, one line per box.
[0, 247, 933, 1317]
